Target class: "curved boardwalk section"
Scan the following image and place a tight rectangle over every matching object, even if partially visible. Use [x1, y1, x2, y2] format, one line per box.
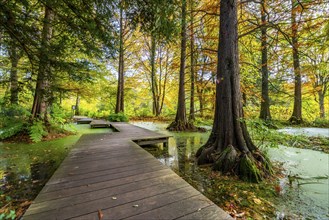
[23, 122, 232, 220]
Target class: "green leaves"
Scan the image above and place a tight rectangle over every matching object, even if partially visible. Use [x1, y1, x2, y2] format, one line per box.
[29, 120, 48, 143]
[108, 112, 129, 122]
[0, 210, 16, 220]
[125, 0, 178, 42]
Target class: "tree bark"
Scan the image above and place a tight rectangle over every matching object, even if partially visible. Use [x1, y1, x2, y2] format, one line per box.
[168, 0, 194, 131]
[150, 34, 160, 116]
[259, 0, 271, 121]
[75, 93, 80, 116]
[9, 43, 20, 105]
[115, 5, 124, 114]
[189, 0, 195, 121]
[31, 6, 54, 122]
[196, 0, 272, 183]
[289, 0, 303, 124]
[6, 9, 21, 105]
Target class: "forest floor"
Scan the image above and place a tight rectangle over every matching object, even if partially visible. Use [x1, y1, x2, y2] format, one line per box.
[176, 163, 284, 219]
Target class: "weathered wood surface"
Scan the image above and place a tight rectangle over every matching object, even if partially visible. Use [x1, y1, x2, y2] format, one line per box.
[76, 118, 93, 124]
[23, 122, 232, 220]
[90, 120, 111, 128]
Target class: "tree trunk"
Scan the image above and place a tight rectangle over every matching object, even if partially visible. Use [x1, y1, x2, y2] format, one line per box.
[196, 69, 205, 118]
[75, 93, 80, 116]
[259, 0, 271, 121]
[159, 47, 170, 115]
[189, 0, 195, 121]
[115, 5, 124, 114]
[150, 34, 160, 116]
[6, 9, 21, 105]
[196, 0, 272, 183]
[289, 0, 303, 124]
[168, 0, 194, 131]
[198, 91, 204, 117]
[31, 6, 54, 122]
[9, 44, 20, 105]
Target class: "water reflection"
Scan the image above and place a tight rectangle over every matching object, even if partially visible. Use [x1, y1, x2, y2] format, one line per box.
[0, 124, 112, 205]
[133, 121, 329, 220]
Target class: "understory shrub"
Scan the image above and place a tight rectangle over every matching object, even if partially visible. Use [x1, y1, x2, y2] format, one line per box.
[0, 105, 30, 140]
[29, 120, 48, 143]
[108, 112, 129, 122]
[312, 118, 329, 128]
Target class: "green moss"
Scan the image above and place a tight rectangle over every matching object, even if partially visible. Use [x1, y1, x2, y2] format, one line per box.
[213, 145, 237, 173]
[239, 154, 262, 183]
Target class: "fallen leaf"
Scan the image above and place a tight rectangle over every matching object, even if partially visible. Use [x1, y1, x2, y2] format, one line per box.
[253, 198, 262, 205]
[20, 201, 32, 207]
[235, 212, 245, 218]
[98, 209, 103, 220]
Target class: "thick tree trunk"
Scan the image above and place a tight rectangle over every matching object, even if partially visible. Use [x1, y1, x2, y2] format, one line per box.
[189, 0, 195, 121]
[196, 0, 272, 183]
[289, 0, 302, 124]
[115, 6, 124, 113]
[31, 6, 54, 122]
[167, 0, 194, 131]
[259, 0, 271, 121]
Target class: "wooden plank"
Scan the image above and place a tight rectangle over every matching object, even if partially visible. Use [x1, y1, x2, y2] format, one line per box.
[133, 137, 169, 146]
[24, 177, 189, 219]
[46, 160, 163, 185]
[42, 162, 167, 192]
[76, 118, 93, 124]
[34, 169, 173, 203]
[23, 122, 232, 220]
[90, 119, 111, 128]
[123, 194, 213, 220]
[26, 173, 181, 215]
[70, 185, 201, 220]
[177, 204, 233, 220]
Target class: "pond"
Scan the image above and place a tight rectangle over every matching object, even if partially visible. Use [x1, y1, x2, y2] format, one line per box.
[131, 122, 329, 220]
[0, 124, 112, 217]
[278, 127, 329, 138]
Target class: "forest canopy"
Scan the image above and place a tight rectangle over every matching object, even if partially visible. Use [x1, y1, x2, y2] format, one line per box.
[0, 0, 328, 137]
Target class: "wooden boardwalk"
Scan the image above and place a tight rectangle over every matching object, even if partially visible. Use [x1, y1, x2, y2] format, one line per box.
[23, 122, 232, 220]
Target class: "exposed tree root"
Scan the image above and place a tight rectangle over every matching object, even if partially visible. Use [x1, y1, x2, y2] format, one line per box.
[288, 116, 303, 125]
[167, 120, 206, 132]
[196, 145, 273, 183]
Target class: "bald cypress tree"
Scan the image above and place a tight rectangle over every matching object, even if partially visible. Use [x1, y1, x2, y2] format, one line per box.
[196, 0, 272, 182]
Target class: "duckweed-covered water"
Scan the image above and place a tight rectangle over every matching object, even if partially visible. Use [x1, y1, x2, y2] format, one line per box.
[0, 124, 112, 204]
[132, 121, 329, 219]
[278, 127, 329, 138]
[268, 146, 329, 219]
